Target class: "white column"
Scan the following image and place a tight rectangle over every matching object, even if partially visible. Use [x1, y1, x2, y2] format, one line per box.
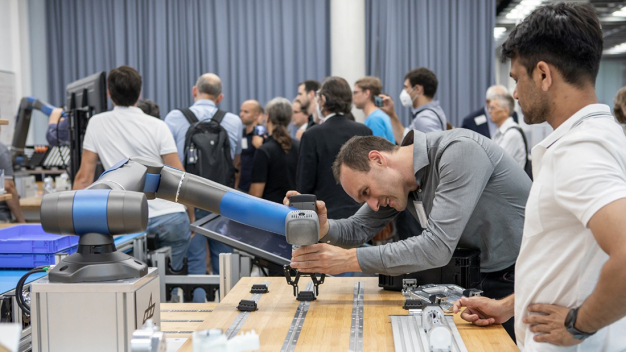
[330, 0, 366, 123]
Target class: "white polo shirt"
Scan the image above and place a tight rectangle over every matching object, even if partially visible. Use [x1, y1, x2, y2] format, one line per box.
[492, 117, 527, 168]
[83, 106, 186, 218]
[515, 104, 626, 351]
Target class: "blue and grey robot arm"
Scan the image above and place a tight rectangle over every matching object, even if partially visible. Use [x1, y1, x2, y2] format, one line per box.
[12, 97, 67, 162]
[40, 156, 320, 245]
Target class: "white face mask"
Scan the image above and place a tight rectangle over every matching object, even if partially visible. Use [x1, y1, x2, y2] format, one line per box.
[400, 88, 416, 107]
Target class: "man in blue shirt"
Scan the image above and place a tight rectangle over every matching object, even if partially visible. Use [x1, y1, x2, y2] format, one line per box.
[164, 73, 243, 302]
[353, 77, 395, 144]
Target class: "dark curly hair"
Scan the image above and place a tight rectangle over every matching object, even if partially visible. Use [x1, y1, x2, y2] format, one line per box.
[501, 3, 603, 88]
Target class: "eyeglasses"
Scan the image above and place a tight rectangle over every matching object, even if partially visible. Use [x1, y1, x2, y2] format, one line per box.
[487, 105, 502, 111]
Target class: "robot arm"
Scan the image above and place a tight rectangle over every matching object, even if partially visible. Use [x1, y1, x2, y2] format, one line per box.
[12, 97, 66, 160]
[40, 156, 319, 245]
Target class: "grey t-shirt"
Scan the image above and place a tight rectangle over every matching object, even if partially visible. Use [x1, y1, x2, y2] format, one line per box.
[326, 129, 530, 275]
[0, 143, 13, 220]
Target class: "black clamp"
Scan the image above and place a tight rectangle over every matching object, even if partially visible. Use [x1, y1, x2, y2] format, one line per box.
[283, 265, 325, 298]
[429, 294, 448, 305]
[463, 288, 483, 297]
[250, 284, 269, 294]
[296, 291, 316, 301]
[402, 299, 425, 310]
[237, 299, 258, 312]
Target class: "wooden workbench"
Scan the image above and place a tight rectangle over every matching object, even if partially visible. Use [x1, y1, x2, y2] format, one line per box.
[176, 277, 518, 352]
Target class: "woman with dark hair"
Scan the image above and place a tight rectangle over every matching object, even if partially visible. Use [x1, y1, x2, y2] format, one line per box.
[249, 97, 299, 203]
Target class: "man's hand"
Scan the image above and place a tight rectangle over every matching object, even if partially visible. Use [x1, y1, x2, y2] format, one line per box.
[283, 190, 329, 238]
[524, 304, 583, 346]
[379, 93, 396, 118]
[290, 243, 360, 275]
[453, 295, 515, 327]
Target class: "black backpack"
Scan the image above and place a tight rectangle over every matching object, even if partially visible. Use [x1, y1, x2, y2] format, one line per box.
[179, 108, 235, 187]
[506, 125, 533, 180]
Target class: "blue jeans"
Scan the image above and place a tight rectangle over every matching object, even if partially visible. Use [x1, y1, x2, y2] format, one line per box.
[187, 208, 234, 302]
[146, 212, 191, 271]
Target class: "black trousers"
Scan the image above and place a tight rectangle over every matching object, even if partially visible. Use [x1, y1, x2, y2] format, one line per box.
[472, 264, 516, 341]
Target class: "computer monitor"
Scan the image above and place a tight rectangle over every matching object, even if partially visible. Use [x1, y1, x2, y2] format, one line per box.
[65, 71, 107, 114]
[191, 214, 291, 267]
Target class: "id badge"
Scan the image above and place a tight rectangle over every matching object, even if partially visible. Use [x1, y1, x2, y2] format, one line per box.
[241, 137, 248, 149]
[413, 200, 428, 228]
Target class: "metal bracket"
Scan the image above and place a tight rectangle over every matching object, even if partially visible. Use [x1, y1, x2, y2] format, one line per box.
[283, 265, 325, 297]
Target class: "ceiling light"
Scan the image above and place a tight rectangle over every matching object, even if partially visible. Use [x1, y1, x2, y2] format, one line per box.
[613, 6, 626, 17]
[494, 27, 507, 39]
[605, 42, 626, 55]
[505, 0, 544, 21]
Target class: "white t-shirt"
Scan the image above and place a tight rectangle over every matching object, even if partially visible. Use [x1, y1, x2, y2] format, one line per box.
[492, 117, 527, 168]
[82, 106, 186, 218]
[515, 104, 626, 351]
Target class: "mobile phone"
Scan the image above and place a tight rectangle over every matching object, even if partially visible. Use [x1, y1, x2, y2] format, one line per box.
[374, 95, 384, 107]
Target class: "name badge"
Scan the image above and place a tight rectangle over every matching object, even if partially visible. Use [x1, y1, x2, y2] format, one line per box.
[474, 115, 487, 126]
[413, 200, 428, 228]
[241, 137, 248, 149]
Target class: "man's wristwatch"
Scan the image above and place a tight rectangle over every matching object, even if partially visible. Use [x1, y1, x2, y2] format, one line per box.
[564, 307, 596, 340]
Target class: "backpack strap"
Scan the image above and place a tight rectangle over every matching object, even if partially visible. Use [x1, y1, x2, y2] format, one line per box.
[178, 108, 198, 124]
[211, 109, 227, 125]
[416, 108, 445, 131]
[505, 125, 529, 157]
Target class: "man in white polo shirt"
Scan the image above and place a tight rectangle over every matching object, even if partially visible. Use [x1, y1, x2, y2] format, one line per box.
[453, 3, 626, 351]
[73, 65, 192, 277]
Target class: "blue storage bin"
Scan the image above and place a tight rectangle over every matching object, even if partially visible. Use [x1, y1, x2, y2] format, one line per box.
[0, 225, 79, 254]
[0, 253, 56, 269]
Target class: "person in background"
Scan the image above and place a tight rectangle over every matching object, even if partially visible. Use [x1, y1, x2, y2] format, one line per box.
[0, 130, 25, 223]
[249, 97, 299, 204]
[488, 93, 527, 168]
[461, 85, 519, 138]
[292, 100, 309, 141]
[296, 76, 372, 220]
[353, 76, 395, 144]
[612, 86, 626, 125]
[137, 99, 161, 119]
[239, 100, 263, 193]
[46, 108, 68, 146]
[296, 80, 321, 127]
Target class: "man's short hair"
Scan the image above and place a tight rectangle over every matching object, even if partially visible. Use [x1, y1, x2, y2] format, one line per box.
[332, 136, 399, 183]
[501, 3, 603, 88]
[196, 74, 222, 97]
[493, 94, 515, 117]
[107, 65, 142, 107]
[405, 67, 438, 98]
[136, 99, 161, 119]
[614, 87, 626, 124]
[355, 76, 382, 102]
[319, 77, 352, 114]
[299, 80, 321, 94]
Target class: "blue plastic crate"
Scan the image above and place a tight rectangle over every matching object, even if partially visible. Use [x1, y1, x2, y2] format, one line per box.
[0, 224, 79, 254]
[0, 253, 56, 269]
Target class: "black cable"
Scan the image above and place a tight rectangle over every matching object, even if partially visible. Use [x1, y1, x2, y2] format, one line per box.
[15, 266, 48, 315]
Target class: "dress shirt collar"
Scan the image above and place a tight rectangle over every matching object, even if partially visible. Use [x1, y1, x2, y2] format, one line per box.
[401, 130, 430, 188]
[538, 104, 611, 149]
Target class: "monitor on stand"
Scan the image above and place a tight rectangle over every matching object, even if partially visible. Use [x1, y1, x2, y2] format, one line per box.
[65, 71, 107, 183]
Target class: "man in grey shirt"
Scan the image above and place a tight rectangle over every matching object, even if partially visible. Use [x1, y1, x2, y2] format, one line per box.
[289, 130, 528, 287]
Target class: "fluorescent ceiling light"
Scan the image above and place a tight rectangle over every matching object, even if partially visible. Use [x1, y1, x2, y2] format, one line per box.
[613, 6, 626, 17]
[494, 27, 507, 39]
[505, 0, 543, 21]
[605, 42, 626, 55]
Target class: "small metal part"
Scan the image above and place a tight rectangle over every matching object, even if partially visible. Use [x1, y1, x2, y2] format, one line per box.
[402, 278, 418, 291]
[130, 319, 166, 352]
[236, 299, 258, 312]
[250, 284, 269, 294]
[429, 294, 448, 305]
[462, 288, 482, 298]
[390, 306, 467, 352]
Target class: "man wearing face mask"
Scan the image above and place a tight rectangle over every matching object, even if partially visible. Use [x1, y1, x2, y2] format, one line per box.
[382, 68, 447, 136]
[296, 77, 372, 220]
